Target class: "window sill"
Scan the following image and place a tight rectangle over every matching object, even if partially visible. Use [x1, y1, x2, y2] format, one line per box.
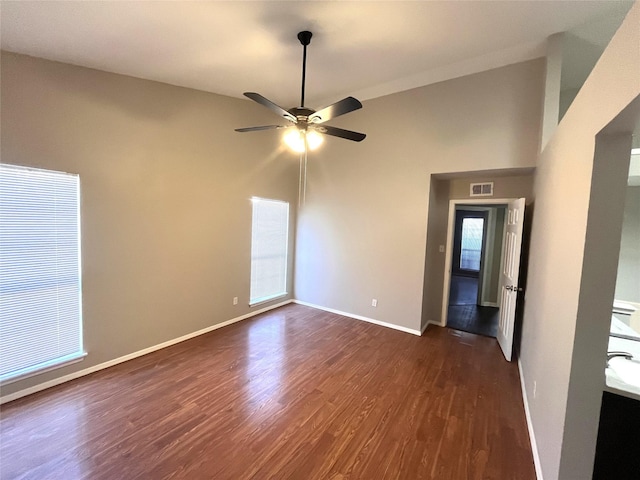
[249, 293, 288, 307]
[0, 351, 87, 386]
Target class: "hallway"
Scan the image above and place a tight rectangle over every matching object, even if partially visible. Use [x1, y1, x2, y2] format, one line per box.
[447, 274, 499, 337]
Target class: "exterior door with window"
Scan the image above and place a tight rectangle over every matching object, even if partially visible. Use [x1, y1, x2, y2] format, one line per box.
[452, 210, 487, 280]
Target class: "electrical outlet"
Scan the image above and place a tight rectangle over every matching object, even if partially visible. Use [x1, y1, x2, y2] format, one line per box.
[533, 381, 537, 398]
[233, 297, 238, 305]
[371, 299, 378, 307]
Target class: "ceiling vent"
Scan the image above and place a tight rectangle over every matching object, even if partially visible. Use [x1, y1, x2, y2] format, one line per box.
[470, 182, 494, 197]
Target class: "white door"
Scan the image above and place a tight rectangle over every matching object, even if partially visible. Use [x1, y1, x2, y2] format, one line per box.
[497, 198, 526, 361]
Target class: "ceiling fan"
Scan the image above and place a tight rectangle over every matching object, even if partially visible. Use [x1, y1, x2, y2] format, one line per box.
[235, 31, 366, 152]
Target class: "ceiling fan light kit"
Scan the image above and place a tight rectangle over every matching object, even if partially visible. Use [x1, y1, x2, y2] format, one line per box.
[284, 128, 323, 153]
[235, 30, 366, 153]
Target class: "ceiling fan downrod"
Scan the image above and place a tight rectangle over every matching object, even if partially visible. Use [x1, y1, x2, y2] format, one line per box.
[297, 31, 312, 108]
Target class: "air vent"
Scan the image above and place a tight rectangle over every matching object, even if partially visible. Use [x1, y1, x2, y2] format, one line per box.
[470, 182, 494, 197]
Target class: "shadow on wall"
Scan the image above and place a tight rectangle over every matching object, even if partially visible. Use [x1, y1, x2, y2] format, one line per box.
[559, 3, 634, 122]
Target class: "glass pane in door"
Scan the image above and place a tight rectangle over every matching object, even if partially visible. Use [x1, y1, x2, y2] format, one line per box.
[460, 218, 484, 271]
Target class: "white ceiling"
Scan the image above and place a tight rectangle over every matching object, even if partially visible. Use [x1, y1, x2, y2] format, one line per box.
[0, 1, 633, 110]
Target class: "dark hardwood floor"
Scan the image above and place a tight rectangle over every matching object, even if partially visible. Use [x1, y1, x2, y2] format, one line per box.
[447, 305, 500, 338]
[0, 304, 535, 479]
[448, 274, 499, 337]
[448, 274, 480, 306]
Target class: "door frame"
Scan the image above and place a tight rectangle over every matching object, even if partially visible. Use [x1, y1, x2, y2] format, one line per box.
[439, 198, 514, 327]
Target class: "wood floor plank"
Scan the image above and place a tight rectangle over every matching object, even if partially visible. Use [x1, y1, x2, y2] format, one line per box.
[0, 304, 535, 479]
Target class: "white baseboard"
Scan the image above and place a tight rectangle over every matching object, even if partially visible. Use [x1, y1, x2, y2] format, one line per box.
[0, 299, 293, 405]
[518, 359, 544, 480]
[293, 300, 422, 336]
[481, 301, 500, 308]
[421, 320, 442, 334]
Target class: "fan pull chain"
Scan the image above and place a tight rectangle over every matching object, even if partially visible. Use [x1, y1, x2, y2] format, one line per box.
[298, 147, 308, 207]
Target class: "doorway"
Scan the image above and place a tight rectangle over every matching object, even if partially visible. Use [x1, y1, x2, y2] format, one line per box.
[441, 197, 526, 360]
[447, 207, 503, 337]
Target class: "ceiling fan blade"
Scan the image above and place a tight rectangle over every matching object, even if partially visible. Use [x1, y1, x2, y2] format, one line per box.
[308, 97, 363, 124]
[235, 125, 285, 133]
[244, 92, 297, 123]
[314, 125, 366, 142]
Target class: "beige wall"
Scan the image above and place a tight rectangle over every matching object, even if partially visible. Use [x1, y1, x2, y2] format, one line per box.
[295, 59, 544, 332]
[0, 52, 299, 398]
[542, 33, 564, 151]
[520, 3, 640, 479]
[422, 177, 450, 328]
[448, 174, 534, 202]
[488, 207, 506, 303]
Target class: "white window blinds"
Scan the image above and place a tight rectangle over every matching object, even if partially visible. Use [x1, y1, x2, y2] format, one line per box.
[0, 164, 84, 383]
[250, 197, 289, 305]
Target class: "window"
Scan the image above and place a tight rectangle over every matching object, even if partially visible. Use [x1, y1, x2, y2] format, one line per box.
[0, 164, 84, 384]
[250, 197, 289, 305]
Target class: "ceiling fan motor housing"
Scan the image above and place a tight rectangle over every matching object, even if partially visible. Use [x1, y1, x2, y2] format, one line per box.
[289, 107, 316, 128]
